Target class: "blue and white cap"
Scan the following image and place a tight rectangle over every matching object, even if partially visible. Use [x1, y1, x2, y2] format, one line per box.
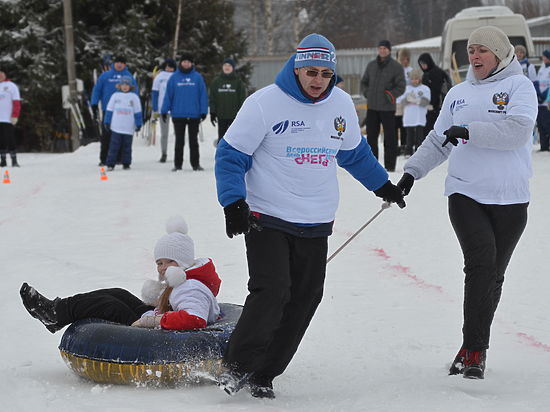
[118, 75, 133, 86]
[294, 33, 336, 71]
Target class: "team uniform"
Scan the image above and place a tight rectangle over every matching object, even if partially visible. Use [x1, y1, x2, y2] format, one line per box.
[404, 58, 537, 352]
[152, 69, 174, 158]
[0, 78, 21, 166]
[215, 54, 388, 381]
[103, 91, 142, 168]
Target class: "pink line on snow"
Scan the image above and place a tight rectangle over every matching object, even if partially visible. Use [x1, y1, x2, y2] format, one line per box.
[516, 333, 550, 352]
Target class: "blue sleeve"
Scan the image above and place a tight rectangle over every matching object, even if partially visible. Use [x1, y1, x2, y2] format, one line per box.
[200, 75, 208, 115]
[336, 137, 388, 191]
[161, 78, 173, 114]
[134, 112, 143, 128]
[214, 139, 253, 207]
[151, 90, 159, 112]
[91, 75, 103, 106]
[103, 110, 113, 125]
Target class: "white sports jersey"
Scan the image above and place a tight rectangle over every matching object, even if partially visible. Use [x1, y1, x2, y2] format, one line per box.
[397, 84, 431, 127]
[152, 70, 173, 111]
[537, 64, 550, 106]
[106, 91, 142, 135]
[224, 85, 362, 223]
[434, 65, 537, 204]
[0, 80, 20, 123]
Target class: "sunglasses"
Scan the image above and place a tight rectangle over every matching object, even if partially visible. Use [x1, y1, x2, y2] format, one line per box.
[303, 69, 334, 79]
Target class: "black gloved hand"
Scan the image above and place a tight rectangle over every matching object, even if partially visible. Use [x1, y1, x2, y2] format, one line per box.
[161, 114, 168, 122]
[397, 173, 414, 196]
[442, 126, 469, 147]
[373, 181, 406, 209]
[91, 105, 98, 121]
[200, 113, 207, 121]
[210, 113, 217, 126]
[223, 199, 262, 238]
[135, 126, 141, 133]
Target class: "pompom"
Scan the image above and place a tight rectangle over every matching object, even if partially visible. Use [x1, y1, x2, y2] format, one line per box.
[165, 215, 189, 235]
[141, 279, 166, 306]
[165, 266, 187, 288]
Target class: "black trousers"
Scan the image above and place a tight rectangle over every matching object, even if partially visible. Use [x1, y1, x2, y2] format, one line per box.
[55, 288, 154, 327]
[405, 125, 425, 155]
[172, 117, 200, 169]
[99, 123, 112, 164]
[366, 109, 397, 171]
[536, 106, 550, 151]
[217, 118, 234, 143]
[448, 194, 528, 351]
[424, 109, 439, 137]
[0, 122, 16, 155]
[224, 227, 328, 379]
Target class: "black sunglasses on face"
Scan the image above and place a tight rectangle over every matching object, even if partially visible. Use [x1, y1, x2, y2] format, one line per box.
[303, 69, 334, 79]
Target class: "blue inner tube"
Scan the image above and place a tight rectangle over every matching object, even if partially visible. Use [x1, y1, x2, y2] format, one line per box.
[59, 303, 242, 364]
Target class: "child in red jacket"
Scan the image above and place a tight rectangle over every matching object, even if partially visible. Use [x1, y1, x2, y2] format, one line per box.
[20, 216, 221, 332]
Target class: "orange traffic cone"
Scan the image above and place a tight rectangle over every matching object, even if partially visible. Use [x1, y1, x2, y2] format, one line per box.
[100, 167, 108, 181]
[2, 169, 10, 184]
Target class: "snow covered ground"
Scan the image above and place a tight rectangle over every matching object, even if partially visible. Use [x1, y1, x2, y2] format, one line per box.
[2, 121, 550, 412]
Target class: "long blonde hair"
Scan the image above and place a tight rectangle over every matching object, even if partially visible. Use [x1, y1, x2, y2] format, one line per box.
[157, 286, 173, 314]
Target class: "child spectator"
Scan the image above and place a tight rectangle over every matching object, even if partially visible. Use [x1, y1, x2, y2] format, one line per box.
[396, 69, 431, 156]
[104, 76, 142, 170]
[20, 216, 221, 332]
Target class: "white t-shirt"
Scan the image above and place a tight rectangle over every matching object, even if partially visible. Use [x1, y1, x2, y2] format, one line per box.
[435, 69, 537, 204]
[0, 80, 20, 123]
[224, 85, 362, 223]
[397, 84, 431, 127]
[537, 64, 550, 105]
[106, 91, 142, 135]
[152, 70, 173, 112]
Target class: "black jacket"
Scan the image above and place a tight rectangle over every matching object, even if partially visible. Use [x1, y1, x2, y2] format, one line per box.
[418, 53, 451, 111]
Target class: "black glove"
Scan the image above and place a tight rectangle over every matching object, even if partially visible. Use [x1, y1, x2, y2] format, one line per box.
[91, 105, 98, 121]
[223, 199, 262, 238]
[104, 123, 111, 132]
[161, 114, 168, 122]
[442, 126, 469, 147]
[397, 173, 414, 196]
[135, 126, 141, 133]
[210, 113, 217, 126]
[373, 181, 406, 209]
[200, 113, 207, 121]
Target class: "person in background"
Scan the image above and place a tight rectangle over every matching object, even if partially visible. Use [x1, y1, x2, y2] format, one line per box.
[395, 68, 430, 156]
[360, 39, 405, 172]
[397, 26, 537, 380]
[151, 58, 177, 163]
[209, 58, 246, 145]
[215, 33, 405, 399]
[418, 52, 452, 137]
[0, 69, 21, 167]
[534, 49, 550, 152]
[514, 45, 536, 81]
[20, 216, 221, 333]
[395, 48, 413, 155]
[91, 55, 139, 166]
[103, 76, 142, 171]
[161, 53, 208, 172]
[335, 75, 344, 89]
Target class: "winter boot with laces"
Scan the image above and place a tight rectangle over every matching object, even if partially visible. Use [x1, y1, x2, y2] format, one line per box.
[249, 374, 275, 399]
[19, 282, 62, 333]
[463, 350, 486, 379]
[449, 347, 467, 375]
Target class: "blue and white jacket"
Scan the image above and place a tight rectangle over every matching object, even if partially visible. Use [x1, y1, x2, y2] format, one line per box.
[91, 65, 139, 110]
[215, 54, 388, 226]
[160, 67, 208, 118]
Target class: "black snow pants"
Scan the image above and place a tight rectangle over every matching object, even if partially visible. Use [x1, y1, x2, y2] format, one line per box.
[223, 226, 328, 379]
[448, 193, 528, 351]
[55, 288, 154, 327]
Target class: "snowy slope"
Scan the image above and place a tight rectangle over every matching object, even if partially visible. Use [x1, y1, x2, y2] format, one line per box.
[1, 121, 549, 412]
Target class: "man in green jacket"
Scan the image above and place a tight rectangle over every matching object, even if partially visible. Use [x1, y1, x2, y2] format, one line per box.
[360, 40, 405, 172]
[209, 58, 246, 145]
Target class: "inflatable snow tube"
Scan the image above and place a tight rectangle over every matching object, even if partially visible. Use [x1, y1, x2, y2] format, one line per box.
[59, 303, 242, 386]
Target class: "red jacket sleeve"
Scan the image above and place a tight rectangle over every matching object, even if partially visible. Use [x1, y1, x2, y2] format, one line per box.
[160, 310, 207, 330]
[11, 100, 21, 118]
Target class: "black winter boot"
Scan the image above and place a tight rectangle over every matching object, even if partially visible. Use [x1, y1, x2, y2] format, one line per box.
[0, 155, 6, 167]
[20, 283, 62, 333]
[249, 374, 275, 399]
[11, 154, 20, 167]
[218, 367, 252, 396]
[463, 350, 486, 379]
[449, 347, 466, 375]
[159, 154, 167, 163]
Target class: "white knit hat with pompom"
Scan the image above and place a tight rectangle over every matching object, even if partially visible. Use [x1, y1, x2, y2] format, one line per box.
[154, 215, 195, 269]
